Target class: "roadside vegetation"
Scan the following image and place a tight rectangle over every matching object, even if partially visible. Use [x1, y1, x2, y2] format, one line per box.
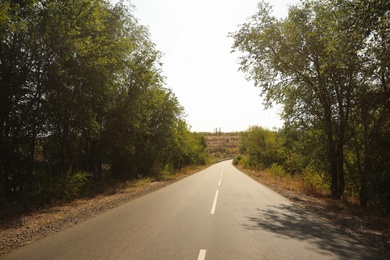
[234, 124, 390, 215]
[234, 126, 341, 200]
[0, 0, 207, 219]
[231, 0, 390, 213]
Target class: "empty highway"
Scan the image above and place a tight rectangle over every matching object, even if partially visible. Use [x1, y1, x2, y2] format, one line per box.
[1, 160, 383, 259]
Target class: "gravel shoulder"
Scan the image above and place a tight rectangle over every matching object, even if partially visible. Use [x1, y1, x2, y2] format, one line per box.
[1, 163, 389, 257]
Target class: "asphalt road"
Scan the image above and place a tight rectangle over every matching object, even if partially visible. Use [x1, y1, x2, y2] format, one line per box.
[1, 160, 384, 259]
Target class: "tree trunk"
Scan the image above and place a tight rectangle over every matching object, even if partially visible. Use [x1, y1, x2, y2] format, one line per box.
[324, 106, 341, 199]
[329, 148, 340, 199]
[337, 142, 345, 198]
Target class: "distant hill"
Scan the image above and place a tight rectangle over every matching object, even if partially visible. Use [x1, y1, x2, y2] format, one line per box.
[201, 132, 241, 160]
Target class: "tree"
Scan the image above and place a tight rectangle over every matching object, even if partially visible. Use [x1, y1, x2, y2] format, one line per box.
[0, 0, 207, 206]
[231, 0, 364, 199]
[239, 126, 284, 169]
[232, 0, 390, 208]
[0, 0, 41, 196]
[337, 0, 390, 208]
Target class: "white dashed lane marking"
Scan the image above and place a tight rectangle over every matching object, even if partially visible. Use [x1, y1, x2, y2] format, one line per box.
[210, 190, 219, 215]
[197, 249, 206, 260]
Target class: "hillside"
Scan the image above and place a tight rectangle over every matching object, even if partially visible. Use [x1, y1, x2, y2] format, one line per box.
[202, 132, 241, 160]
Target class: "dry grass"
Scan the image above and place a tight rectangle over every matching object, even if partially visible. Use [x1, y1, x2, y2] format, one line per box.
[251, 169, 327, 199]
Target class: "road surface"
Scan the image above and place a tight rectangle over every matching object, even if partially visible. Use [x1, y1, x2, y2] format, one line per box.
[1, 160, 383, 259]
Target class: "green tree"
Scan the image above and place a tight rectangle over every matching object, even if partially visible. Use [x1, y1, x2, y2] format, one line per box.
[0, 0, 40, 196]
[232, 0, 390, 209]
[337, 0, 390, 208]
[0, 0, 207, 208]
[239, 126, 284, 169]
[231, 0, 364, 199]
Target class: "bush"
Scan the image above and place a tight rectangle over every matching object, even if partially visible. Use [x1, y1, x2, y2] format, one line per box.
[282, 152, 304, 175]
[233, 155, 252, 169]
[269, 163, 286, 177]
[239, 126, 286, 170]
[302, 165, 329, 194]
[233, 155, 243, 165]
[34, 169, 92, 205]
[162, 163, 175, 176]
[62, 170, 92, 200]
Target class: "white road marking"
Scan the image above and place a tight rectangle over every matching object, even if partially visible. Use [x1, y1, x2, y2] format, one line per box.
[197, 249, 206, 260]
[210, 190, 219, 214]
[218, 179, 222, 186]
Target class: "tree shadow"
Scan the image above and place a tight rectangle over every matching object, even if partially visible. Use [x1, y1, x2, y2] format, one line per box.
[245, 204, 385, 260]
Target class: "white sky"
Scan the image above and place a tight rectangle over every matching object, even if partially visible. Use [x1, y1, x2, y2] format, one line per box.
[112, 0, 300, 132]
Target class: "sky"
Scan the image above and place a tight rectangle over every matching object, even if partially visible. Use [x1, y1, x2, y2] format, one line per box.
[112, 0, 300, 132]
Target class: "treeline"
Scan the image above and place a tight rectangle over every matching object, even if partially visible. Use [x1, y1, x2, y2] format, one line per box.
[0, 0, 207, 207]
[231, 0, 389, 212]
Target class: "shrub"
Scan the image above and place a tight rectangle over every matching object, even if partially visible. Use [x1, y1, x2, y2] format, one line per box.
[269, 163, 286, 177]
[233, 155, 243, 165]
[302, 165, 329, 195]
[162, 163, 175, 175]
[62, 170, 92, 200]
[34, 169, 92, 205]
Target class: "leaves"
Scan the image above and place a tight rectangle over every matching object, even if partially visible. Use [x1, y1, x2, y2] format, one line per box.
[231, 0, 390, 208]
[0, 0, 207, 205]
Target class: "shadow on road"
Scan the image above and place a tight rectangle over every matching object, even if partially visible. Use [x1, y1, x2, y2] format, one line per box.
[245, 204, 384, 260]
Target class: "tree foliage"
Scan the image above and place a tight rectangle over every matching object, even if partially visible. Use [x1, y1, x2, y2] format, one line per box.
[231, 0, 389, 211]
[238, 126, 284, 170]
[0, 0, 207, 207]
